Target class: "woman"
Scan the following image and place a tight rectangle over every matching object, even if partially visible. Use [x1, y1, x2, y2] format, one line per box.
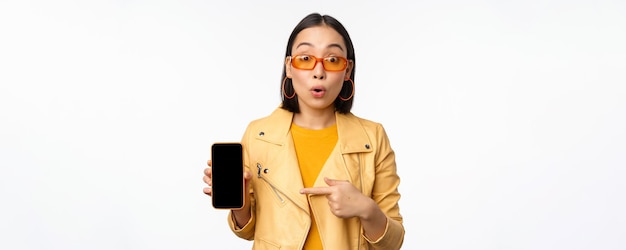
[203, 12, 404, 249]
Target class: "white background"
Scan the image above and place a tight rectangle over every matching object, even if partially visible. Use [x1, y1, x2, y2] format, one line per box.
[1, 0, 625, 249]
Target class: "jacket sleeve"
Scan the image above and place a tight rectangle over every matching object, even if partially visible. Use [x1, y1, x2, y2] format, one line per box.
[227, 198, 256, 240]
[227, 123, 257, 240]
[364, 124, 405, 249]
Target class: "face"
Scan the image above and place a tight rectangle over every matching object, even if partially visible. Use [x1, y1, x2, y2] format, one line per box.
[285, 25, 353, 114]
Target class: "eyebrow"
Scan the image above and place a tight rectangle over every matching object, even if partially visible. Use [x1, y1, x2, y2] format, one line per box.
[295, 42, 345, 51]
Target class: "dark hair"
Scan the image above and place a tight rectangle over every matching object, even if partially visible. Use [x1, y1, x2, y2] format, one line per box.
[280, 13, 356, 114]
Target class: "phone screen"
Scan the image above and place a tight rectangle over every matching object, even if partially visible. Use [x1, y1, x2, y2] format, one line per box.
[211, 143, 244, 209]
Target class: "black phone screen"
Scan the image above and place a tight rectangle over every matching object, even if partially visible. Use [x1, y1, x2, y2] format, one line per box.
[211, 143, 244, 209]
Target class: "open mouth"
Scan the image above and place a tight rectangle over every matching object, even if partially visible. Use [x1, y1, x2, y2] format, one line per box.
[311, 86, 326, 97]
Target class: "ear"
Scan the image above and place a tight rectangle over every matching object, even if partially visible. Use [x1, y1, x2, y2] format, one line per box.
[344, 60, 354, 80]
[285, 56, 293, 78]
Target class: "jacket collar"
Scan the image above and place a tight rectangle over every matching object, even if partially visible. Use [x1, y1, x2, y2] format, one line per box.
[256, 107, 373, 154]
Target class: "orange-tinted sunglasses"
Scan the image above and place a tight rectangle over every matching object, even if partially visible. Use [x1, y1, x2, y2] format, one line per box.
[290, 55, 349, 71]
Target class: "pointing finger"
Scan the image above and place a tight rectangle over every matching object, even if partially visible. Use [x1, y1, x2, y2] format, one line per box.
[324, 177, 349, 186]
[300, 186, 333, 195]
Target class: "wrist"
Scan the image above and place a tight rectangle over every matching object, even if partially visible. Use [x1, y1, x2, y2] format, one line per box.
[232, 206, 251, 228]
[359, 197, 378, 221]
[358, 197, 387, 241]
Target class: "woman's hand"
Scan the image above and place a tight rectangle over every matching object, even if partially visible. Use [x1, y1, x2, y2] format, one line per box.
[203, 160, 253, 228]
[300, 177, 387, 240]
[299, 177, 371, 219]
[202, 160, 214, 196]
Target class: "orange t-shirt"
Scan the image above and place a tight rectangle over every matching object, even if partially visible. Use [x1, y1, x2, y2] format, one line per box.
[291, 123, 338, 250]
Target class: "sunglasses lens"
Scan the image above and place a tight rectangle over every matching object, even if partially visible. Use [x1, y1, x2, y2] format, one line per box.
[323, 57, 347, 71]
[292, 55, 315, 70]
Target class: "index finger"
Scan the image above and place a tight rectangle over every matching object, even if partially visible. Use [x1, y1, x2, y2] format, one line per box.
[300, 186, 333, 195]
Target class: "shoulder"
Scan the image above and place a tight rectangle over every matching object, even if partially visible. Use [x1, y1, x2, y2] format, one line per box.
[241, 107, 293, 142]
[247, 107, 292, 127]
[336, 112, 392, 149]
[341, 112, 386, 131]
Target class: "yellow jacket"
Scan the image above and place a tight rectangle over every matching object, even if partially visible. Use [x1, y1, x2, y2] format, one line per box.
[229, 107, 404, 249]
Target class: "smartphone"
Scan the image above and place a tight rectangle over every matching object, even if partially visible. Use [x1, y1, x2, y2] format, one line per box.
[211, 142, 245, 209]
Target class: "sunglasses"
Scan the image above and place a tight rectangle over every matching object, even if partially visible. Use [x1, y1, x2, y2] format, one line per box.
[290, 55, 349, 71]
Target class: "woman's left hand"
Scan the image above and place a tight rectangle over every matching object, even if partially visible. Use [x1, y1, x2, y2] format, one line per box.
[300, 177, 372, 219]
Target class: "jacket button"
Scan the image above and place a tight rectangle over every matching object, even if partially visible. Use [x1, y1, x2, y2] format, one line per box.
[263, 168, 269, 174]
[365, 144, 370, 149]
[259, 131, 265, 136]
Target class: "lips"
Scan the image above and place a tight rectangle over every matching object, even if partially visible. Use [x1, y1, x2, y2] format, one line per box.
[310, 86, 326, 98]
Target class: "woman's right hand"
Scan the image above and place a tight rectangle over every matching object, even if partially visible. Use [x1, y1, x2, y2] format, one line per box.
[203, 160, 253, 227]
[202, 160, 214, 196]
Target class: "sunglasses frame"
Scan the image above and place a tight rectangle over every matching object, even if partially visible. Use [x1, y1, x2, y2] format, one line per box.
[289, 54, 349, 72]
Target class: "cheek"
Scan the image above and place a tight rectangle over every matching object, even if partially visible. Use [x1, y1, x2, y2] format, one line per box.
[328, 74, 347, 87]
[290, 72, 307, 88]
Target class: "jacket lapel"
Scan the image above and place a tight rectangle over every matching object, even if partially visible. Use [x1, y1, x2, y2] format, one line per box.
[253, 108, 309, 213]
[313, 112, 373, 187]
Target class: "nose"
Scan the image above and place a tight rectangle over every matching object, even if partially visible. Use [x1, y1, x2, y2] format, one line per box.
[312, 61, 326, 80]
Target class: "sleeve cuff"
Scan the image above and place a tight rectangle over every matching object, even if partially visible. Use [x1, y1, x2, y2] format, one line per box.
[228, 210, 256, 240]
[363, 216, 405, 249]
[363, 216, 389, 244]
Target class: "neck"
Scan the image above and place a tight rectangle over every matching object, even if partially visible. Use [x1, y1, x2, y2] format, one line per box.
[293, 106, 336, 130]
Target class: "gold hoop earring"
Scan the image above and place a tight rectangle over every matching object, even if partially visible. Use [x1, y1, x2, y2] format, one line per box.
[339, 78, 354, 101]
[282, 77, 296, 99]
